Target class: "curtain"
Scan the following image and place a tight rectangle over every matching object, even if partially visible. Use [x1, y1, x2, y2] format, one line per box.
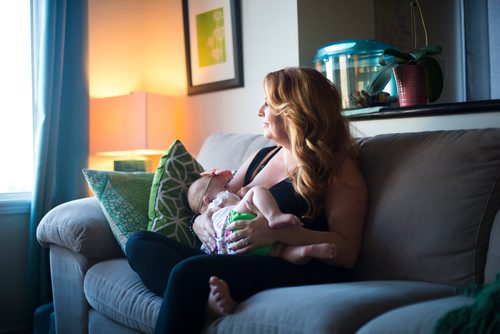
[488, 0, 500, 98]
[28, 0, 89, 314]
[463, 0, 490, 100]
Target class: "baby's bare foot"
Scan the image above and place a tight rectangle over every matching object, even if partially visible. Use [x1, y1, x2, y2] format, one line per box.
[206, 276, 237, 319]
[302, 243, 337, 260]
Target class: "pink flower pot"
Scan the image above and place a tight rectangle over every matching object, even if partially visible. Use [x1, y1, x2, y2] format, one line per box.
[394, 64, 427, 107]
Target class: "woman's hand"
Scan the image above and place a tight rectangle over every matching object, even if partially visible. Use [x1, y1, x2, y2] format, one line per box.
[192, 213, 216, 252]
[225, 202, 276, 253]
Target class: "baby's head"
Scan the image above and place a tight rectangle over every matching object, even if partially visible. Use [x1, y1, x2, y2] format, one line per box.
[187, 170, 233, 214]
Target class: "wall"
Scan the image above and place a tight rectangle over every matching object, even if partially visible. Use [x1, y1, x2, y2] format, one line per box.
[89, 0, 144, 97]
[420, 0, 465, 103]
[0, 204, 31, 333]
[141, 1, 187, 96]
[88, 0, 187, 97]
[88, 0, 187, 170]
[297, 0, 376, 66]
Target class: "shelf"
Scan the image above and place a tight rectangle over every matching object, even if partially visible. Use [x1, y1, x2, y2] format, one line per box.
[347, 99, 500, 121]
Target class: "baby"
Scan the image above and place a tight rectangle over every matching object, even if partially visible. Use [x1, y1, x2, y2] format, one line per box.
[187, 169, 336, 265]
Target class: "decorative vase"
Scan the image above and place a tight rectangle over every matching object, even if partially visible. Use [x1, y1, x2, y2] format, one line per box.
[394, 64, 427, 107]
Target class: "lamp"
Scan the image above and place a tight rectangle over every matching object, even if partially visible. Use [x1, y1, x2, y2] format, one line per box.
[90, 92, 175, 171]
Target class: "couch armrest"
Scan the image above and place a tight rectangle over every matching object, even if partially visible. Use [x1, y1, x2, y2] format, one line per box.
[485, 209, 500, 283]
[37, 197, 123, 262]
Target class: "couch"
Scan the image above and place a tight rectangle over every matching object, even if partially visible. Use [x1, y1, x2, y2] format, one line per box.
[37, 128, 500, 333]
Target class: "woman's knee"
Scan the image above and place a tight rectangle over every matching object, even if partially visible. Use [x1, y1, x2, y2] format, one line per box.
[125, 231, 157, 258]
[171, 255, 210, 279]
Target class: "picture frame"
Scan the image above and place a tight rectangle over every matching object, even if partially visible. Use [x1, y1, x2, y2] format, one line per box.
[182, 0, 243, 95]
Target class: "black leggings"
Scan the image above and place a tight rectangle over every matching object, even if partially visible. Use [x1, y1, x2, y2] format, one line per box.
[126, 231, 351, 334]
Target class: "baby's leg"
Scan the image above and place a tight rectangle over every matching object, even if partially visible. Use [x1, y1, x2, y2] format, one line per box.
[276, 243, 337, 265]
[233, 186, 301, 228]
[206, 276, 237, 319]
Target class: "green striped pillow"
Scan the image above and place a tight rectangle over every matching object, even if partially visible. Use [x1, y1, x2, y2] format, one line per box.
[83, 169, 153, 252]
[148, 140, 204, 247]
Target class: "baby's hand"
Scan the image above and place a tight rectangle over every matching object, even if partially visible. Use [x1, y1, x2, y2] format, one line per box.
[201, 169, 233, 180]
[236, 186, 250, 198]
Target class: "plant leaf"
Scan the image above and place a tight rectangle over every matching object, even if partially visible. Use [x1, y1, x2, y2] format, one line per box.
[422, 44, 442, 56]
[409, 49, 425, 60]
[421, 56, 443, 102]
[367, 66, 394, 96]
[379, 48, 413, 65]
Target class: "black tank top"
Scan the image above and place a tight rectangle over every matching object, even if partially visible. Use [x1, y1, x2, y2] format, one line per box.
[243, 146, 328, 231]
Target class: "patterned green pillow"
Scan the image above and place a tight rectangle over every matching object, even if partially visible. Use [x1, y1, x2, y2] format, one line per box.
[82, 169, 154, 252]
[148, 140, 204, 247]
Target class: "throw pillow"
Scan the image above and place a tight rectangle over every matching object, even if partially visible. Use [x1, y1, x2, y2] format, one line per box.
[82, 169, 154, 252]
[433, 275, 500, 333]
[148, 140, 204, 247]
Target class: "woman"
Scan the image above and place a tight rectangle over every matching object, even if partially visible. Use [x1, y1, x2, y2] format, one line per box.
[126, 67, 367, 333]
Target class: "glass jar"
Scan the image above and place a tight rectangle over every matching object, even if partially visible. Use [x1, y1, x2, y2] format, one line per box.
[313, 39, 398, 110]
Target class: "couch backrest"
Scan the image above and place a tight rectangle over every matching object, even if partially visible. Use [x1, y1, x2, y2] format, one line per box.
[197, 130, 500, 287]
[197, 132, 273, 171]
[353, 129, 500, 287]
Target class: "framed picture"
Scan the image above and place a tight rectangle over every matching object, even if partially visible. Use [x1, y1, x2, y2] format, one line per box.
[182, 0, 243, 95]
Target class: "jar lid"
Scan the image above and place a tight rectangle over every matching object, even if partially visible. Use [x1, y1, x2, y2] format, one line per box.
[312, 39, 397, 62]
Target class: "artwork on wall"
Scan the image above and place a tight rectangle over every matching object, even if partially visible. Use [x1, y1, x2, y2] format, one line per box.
[182, 0, 243, 95]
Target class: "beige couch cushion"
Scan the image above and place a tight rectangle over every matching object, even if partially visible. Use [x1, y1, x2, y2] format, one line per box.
[207, 281, 454, 334]
[354, 129, 500, 286]
[197, 132, 273, 171]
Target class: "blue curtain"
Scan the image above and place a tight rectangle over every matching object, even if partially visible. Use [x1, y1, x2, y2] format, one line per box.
[463, 0, 500, 100]
[28, 0, 89, 313]
[463, 0, 490, 100]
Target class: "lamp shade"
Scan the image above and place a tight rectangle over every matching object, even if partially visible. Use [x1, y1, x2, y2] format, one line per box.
[90, 92, 175, 156]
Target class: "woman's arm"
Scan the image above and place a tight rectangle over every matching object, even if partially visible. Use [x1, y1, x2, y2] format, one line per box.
[227, 157, 367, 268]
[319, 157, 367, 267]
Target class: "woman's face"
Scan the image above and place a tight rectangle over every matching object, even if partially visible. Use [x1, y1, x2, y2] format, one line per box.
[257, 98, 289, 146]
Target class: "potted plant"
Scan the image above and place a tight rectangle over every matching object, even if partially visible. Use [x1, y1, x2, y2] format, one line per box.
[367, 0, 443, 106]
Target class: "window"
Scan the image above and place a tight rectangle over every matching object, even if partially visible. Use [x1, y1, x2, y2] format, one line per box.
[0, 1, 33, 194]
